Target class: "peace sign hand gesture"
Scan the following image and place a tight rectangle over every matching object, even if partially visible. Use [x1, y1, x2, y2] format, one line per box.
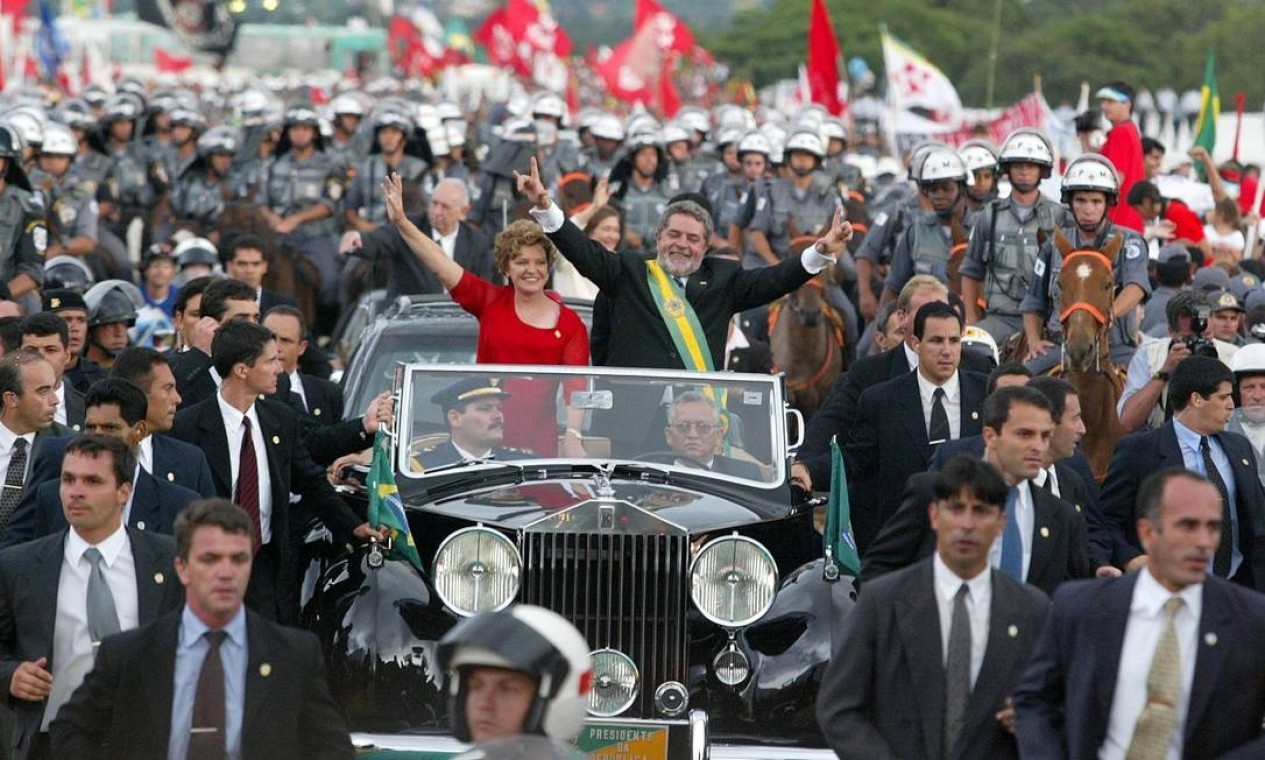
[514, 157, 552, 210]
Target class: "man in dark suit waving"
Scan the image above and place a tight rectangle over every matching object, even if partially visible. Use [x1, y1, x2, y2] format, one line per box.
[817, 455, 1050, 759]
[1097, 355, 1265, 587]
[1015, 468, 1265, 759]
[0, 436, 181, 759]
[50, 499, 353, 759]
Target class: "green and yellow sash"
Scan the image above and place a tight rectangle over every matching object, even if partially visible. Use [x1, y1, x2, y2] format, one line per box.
[646, 260, 714, 371]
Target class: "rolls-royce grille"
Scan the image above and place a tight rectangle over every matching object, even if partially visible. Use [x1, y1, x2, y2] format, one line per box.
[520, 531, 690, 717]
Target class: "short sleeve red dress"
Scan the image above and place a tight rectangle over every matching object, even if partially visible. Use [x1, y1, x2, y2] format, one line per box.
[450, 270, 590, 456]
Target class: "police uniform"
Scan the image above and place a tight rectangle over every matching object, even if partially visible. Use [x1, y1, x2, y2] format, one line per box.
[415, 379, 530, 472]
[413, 440, 531, 472]
[577, 146, 620, 180]
[854, 185, 920, 269]
[1019, 224, 1152, 373]
[170, 164, 238, 231]
[717, 177, 771, 245]
[67, 149, 111, 189]
[746, 174, 840, 267]
[823, 154, 864, 192]
[346, 154, 428, 226]
[665, 155, 710, 195]
[30, 169, 99, 252]
[618, 179, 669, 258]
[960, 195, 1073, 342]
[884, 209, 973, 295]
[0, 183, 48, 299]
[257, 150, 346, 305]
[101, 143, 159, 237]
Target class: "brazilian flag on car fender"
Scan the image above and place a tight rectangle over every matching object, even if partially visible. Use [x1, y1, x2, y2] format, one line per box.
[368, 429, 423, 571]
[824, 438, 861, 577]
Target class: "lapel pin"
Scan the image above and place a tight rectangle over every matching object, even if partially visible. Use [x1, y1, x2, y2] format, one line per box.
[554, 330, 562, 339]
[136, 521, 146, 531]
[314, 408, 322, 416]
[260, 663, 272, 677]
[1040, 526, 1050, 538]
[971, 411, 979, 420]
[154, 572, 164, 585]
[1205, 632, 1218, 647]
[271, 435, 280, 445]
[1074, 504, 1082, 513]
[167, 472, 175, 482]
[73, 424, 81, 432]
[1243, 458, 1251, 467]
[1008, 625, 1018, 638]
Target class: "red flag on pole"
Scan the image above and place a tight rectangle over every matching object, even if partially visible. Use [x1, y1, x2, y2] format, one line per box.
[806, 0, 843, 115]
[658, 59, 681, 118]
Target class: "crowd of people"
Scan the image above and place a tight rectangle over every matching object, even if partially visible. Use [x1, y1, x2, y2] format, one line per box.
[0, 66, 1264, 758]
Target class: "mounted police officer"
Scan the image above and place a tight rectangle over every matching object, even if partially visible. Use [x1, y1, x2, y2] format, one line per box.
[0, 124, 47, 306]
[577, 114, 624, 179]
[344, 109, 429, 234]
[820, 117, 864, 192]
[959, 139, 1000, 214]
[747, 128, 840, 269]
[1020, 153, 1151, 373]
[326, 94, 371, 171]
[28, 123, 98, 277]
[170, 126, 244, 239]
[257, 105, 346, 319]
[700, 127, 745, 240]
[97, 93, 161, 256]
[720, 131, 773, 252]
[610, 130, 670, 258]
[960, 129, 1072, 343]
[883, 147, 973, 301]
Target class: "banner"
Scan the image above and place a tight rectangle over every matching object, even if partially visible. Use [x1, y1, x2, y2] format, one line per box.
[136, 0, 238, 58]
[474, 0, 572, 89]
[807, 0, 843, 116]
[881, 25, 962, 125]
[899, 92, 1053, 147]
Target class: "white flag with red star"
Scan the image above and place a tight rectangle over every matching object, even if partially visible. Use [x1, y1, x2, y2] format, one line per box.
[881, 27, 962, 125]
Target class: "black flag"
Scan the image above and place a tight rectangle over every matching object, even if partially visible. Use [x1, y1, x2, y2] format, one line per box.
[136, 0, 239, 59]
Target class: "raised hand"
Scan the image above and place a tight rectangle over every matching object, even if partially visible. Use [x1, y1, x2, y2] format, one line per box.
[381, 172, 405, 224]
[513, 157, 551, 209]
[816, 207, 854, 256]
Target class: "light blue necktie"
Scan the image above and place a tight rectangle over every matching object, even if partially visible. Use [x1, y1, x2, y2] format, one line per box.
[1000, 485, 1023, 580]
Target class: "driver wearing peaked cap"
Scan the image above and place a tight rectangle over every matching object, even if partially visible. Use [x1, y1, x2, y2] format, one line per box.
[413, 379, 529, 472]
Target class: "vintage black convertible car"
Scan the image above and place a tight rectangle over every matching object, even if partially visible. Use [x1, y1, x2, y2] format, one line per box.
[304, 363, 853, 758]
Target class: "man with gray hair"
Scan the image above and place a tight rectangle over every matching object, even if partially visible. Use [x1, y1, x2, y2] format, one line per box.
[340, 176, 496, 299]
[662, 391, 762, 479]
[516, 157, 853, 369]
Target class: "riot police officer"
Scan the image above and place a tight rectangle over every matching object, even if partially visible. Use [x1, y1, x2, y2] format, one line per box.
[0, 124, 47, 304]
[82, 279, 143, 371]
[344, 110, 429, 233]
[700, 127, 745, 240]
[721, 131, 773, 253]
[610, 131, 670, 258]
[28, 123, 98, 270]
[959, 139, 1000, 214]
[747, 128, 840, 269]
[98, 93, 160, 253]
[663, 124, 705, 195]
[1020, 153, 1151, 373]
[257, 106, 346, 321]
[55, 101, 111, 189]
[327, 94, 371, 171]
[578, 115, 624, 179]
[170, 126, 243, 239]
[960, 129, 1072, 343]
[820, 117, 864, 192]
[883, 148, 973, 302]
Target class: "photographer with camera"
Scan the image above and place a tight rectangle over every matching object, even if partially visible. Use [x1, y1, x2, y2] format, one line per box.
[1118, 289, 1239, 432]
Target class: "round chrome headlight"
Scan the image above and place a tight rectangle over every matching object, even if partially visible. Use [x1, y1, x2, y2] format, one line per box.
[690, 535, 778, 627]
[432, 527, 521, 616]
[588, 648, 639, 717]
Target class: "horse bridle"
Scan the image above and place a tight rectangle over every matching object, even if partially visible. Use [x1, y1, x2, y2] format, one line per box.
[1057, 248, 1115, 372]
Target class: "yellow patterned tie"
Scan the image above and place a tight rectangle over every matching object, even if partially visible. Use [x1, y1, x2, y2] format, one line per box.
[1125, 597, 1184, 760]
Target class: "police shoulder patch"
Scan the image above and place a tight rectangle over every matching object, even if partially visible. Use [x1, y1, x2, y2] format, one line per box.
[1126, 241, 1143, 259]
[1034, 257, 1046, 277]
[29, 223, 48, 254]
[326, 180, 345, 202]
[873, 211, 889, 227]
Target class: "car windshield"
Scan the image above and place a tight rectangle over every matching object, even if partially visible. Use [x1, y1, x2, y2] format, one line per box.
[349, 332, 476, 415]
[396, 364, 788, 487]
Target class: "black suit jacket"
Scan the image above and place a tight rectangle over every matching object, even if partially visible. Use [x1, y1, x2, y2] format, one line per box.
[546, 216, 814, 369]
[861, 472, 1093, 597]
[1014, 573, 1265, 760]
[169, 397, 363, 616]
[290, 372, 343, 427]
[259, 287, 298, 315]
[49, 608, 353, 760]
[826, 370, 988, 551]
[1098, 422, 1265, 587]
[0, 528, 181, 759]
[816, 558, 1050, 760]
[361, 216, 497, 298]
[62, 384, 84, 433]
[799, 345, 993, 474]
[2, 470, 198, 547]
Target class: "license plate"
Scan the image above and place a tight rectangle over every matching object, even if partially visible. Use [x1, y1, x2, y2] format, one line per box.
[577, 719, 689, 759]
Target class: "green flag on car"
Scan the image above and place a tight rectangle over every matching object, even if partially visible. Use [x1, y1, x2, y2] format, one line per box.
[824, 438, 861, 577]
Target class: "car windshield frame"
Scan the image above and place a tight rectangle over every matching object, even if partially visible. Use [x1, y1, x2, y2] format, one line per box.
[393, 363, 790, 489]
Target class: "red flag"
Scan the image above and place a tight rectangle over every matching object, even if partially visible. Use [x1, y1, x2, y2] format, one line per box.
[634, 0, 712, 65]
[658, 61, 680, 118]
[593, 22, 660, 104]
[154, 47, 192, 73]
[806, 0, 843, 115]
[475, 0, 571, 81]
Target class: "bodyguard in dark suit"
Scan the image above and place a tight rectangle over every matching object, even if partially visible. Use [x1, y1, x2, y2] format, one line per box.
[1097, 356, 1265, 587]
[18, 314, 85, 434]
[166, 278, 262, 410]
[355, 210, 497, 298]
[1015, 469, 1265, 759]
[50, 499, 353, 759]
[517, 157, 851, 370]
[863, 386, 1093, 596]
[263, 306, 342, 426]
[168, 322, 382, 622]
[0, 436, 181, 759]
[817, 456, 1050, 759]
[792, 278, 993, 492]
[822, 303, 987, 550]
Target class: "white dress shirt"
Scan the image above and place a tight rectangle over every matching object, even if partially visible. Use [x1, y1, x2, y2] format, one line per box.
[903, 342, 919, 371]
[1032, 465, 1061, 498]
[136, 435, 154, 476]
[916, 369, 961, 442]
[54, 383, 67, 427]
[989, 479, 1035, 581]
[435, 226, 459, 260]
[44, 524, 138, 730]
[1100, 571, 1202, 760]
[0, 422, 35, 487]
[288, 370, 307, 412]
[932, 552, 991, 689]
[216, 393, 273, 545]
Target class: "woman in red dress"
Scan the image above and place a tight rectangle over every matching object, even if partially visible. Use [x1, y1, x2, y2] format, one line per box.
[383, 173, 589, 458]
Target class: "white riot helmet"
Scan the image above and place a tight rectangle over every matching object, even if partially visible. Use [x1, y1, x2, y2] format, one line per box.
[908, 141, 949, 181]
[589, 115, 625, 143]
[662, 124, 690, 146]
[1061, 153, 1120, 206]
[438, 605, 591, 744]
[714, 127, 744, 150]
[998, 128, 1055, 175]
[530, 91, 566, 121]
[330, 95, 365, 117]
[959, 140, 999, 174]
[675, 107, 710, 136]
[783, 129, 826, 161]
[39, 123, 77, 157]
[820, 118, 848, 147]
[918, 149, 969, 185]
[736, 131, 771, 158]
[1233, 343, 1265, 376]
[3, 110, 44, 150]
[961, 325, 1000, 367]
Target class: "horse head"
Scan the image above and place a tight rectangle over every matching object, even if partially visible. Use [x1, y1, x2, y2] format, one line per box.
[1056, 229, 1122, 373]
[785, 237, 826, 327]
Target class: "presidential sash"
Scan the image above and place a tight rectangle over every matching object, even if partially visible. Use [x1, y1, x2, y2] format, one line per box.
[646, 261, 714, 371]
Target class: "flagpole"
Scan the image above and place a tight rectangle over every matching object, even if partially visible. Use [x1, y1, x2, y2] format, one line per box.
[985, 0, 1002, 109]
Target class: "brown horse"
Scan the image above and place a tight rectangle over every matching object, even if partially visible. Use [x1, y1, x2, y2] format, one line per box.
[769, 239, 846, 422]
[1052, 229, 1127, 481]
[945, 209, 971, 297]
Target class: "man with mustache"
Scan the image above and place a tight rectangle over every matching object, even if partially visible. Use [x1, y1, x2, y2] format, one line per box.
[414, 379, 529, 472]
[1228, 344, 1265, 487]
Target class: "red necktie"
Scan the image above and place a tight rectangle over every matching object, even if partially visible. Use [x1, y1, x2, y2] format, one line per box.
[236, 417, 262, 553]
